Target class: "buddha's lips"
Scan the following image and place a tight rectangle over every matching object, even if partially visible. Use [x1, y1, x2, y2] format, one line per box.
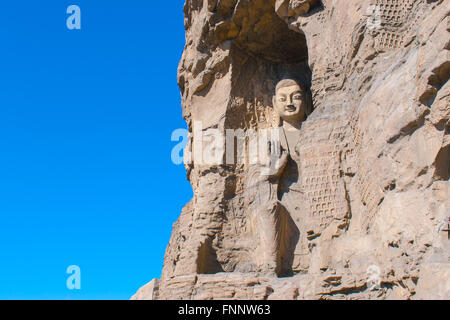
[285, 105, 296, 112]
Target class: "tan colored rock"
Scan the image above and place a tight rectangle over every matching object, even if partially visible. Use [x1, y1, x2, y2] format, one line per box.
[134, 0, 450, 300]
[275, 0, 317, 17]
[131, 279, 159, 300]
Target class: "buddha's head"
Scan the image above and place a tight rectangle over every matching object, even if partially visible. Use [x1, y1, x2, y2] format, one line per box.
[273, 78, 310, 125]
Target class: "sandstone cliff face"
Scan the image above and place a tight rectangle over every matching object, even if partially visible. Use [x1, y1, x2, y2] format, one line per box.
[133, 0, 450, 300]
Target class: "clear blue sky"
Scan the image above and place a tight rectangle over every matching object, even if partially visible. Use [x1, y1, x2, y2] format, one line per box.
[0, 1, 192, 299]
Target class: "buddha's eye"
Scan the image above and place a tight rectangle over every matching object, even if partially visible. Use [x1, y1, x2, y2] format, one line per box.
[293, 95, 302, 100]
[278, 97, 286, 102]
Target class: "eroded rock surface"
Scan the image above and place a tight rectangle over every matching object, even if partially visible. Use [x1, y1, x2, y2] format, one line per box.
[133, 0, 450, 300]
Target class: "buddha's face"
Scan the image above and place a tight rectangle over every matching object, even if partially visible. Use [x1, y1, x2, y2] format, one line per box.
[273, 83, 306, 122]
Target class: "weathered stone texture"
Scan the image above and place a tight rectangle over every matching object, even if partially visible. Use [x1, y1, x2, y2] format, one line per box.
[134, 0, 450, 300]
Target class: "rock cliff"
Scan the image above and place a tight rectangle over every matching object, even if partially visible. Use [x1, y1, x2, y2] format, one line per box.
[133, 0, 450, 300]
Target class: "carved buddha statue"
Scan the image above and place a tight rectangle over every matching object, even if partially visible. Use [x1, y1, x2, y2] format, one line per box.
[273, 78, 313, 274]
[273, 78, 311, 197]
[246, 78, 312, 277]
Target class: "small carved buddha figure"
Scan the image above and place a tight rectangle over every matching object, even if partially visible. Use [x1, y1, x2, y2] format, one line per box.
[247, 78, 311, 277]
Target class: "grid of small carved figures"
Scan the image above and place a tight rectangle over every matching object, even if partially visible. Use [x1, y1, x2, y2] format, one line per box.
[372, 0, 419, 50]
[377, 31, 404, 49]
[300, 127, 349, 228]
[349, 115, 385, 229]
[373, 0, 415, 25]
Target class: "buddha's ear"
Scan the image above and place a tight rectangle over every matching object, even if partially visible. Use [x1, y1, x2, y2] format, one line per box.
[271, 107, 281, 128]
[305, 88, 313, 116]
[272, 95, 277, 107]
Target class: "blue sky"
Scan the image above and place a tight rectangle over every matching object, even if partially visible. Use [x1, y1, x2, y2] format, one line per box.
[0, 1, 192, 299]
